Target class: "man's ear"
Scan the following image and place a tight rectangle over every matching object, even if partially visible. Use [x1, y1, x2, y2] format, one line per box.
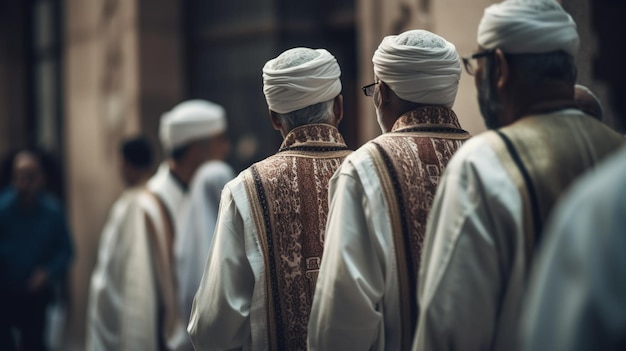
[269, 110, 282, 131]
[333, 94, 344, 125]
[494, 48, 509, 91]
[378, 81, 391, 106]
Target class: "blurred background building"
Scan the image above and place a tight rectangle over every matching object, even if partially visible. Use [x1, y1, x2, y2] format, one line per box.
[0, 0, 606, 348]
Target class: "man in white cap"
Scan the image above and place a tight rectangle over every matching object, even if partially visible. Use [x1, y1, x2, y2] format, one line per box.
[188, 47, 350, 351]
[413, 1, 624, 350]
[86, 100, 228, 351]
[307, 29, 469, 351]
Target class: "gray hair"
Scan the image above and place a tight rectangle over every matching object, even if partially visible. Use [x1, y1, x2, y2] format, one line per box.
[271, 48, 336, 130]
[275, 99, 335, 131]
[506, 50, 577, 86]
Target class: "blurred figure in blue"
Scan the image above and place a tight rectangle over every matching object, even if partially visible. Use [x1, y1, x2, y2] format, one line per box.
[0, 149, 74, 351]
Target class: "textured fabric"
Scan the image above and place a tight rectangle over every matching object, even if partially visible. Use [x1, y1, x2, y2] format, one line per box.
[87, 187, 155, 351]
[521, 146, 626, 351]
[189, 124, 350, 351]
[308, 106, 469, 351]
[373, 30, 461, 107]
[87, 168, 191, 351]
[413, 110, 624, 351]
[478, 0, 579, 55]
[160, 100, 227, 151]
[176, 161, 234, 323]
[262, 49, 342, 114]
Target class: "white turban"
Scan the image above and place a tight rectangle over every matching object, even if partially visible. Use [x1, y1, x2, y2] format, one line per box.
[262, 48, 342, 114]
[478, 0, 579, 56]
[159, 99, 226, 151]
[373, 30, 461, 108]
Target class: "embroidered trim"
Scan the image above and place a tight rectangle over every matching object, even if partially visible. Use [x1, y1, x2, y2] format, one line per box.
[251, 165, 285, 350]
[370, 142, 416, 351]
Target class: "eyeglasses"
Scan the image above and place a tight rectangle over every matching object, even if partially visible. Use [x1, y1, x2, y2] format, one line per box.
[462, 50, 494, 76]
[361, 81, 379, 97]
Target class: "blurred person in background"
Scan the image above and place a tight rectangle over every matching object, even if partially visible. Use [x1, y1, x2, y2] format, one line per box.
[307, 29, 469, 351]
[413, 1, 624, 350]
[86, 135, 154, 350]
[0, 149, 74, 351]
[175, 121, 233, 326]
[85, 100, 227, 351]
[521, 1, 626, 350]
[188, 47, 350, 351]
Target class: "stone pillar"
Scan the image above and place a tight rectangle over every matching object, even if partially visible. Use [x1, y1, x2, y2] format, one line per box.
[431, 0, 496, 136]
[63, 0, 183, 347]
[356, 0, 429, 145]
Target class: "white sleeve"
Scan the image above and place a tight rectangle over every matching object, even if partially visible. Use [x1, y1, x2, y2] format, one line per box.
[308, 163, 386, 351]
[176, 163, 235, 323]
[187, 185, 254, 351]
[414, 148, 519, 351]
[121, 197, 160, 351]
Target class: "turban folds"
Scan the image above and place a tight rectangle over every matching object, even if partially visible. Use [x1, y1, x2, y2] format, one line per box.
[263, 49, 342, 114]
[478, 0, 579, 56]
[373, 30, 461, 108]
[159, 100, 227, 151]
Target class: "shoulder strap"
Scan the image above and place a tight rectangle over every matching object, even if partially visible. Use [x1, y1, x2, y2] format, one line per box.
[147, 191, 175, 261]
[241, 167, 280, 351]
[494, 130, 543, 248]
[143, 190, 180, 350]
[364, 142, 415, 351]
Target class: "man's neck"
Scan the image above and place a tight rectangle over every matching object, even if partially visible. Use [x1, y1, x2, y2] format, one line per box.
[511, 81, 576, 121]
[168, 160, 193, 191]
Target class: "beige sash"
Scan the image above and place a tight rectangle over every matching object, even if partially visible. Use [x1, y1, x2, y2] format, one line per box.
[144, 191, 179, 351]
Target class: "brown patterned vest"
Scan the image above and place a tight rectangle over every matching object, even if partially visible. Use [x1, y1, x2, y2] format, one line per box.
[364, 106, 469, 350]
[242, 124, 351, 351]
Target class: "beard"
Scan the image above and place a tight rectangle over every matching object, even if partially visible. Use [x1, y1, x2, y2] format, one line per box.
[477, 64, 502, 130]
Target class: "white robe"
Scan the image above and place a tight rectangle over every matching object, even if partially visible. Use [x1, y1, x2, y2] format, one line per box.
[187, 176, 266, 351]
[412, 135, 526, 351]
[413, 110, 624, 351]
[521, 146, 626, 351]
[87, 187, 157, 351]
[175, 161, 234, 324]
[86, 165, 191, 351]
[188, 124, 351, 351]
[306, 152, 402, 351]
[308, 108, 469, 351]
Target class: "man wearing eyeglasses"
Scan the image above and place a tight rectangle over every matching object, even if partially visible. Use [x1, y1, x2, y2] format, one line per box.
[413, 1, 624, 351]
[308, 29, 469, 351]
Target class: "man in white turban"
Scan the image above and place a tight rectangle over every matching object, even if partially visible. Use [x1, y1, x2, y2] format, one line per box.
[188, 47, 350, 351]
[413, 1, 624, 351]
[307, 29, 470, 351]
[520, 1, 626, 350]
[86, 100, 229, 351]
